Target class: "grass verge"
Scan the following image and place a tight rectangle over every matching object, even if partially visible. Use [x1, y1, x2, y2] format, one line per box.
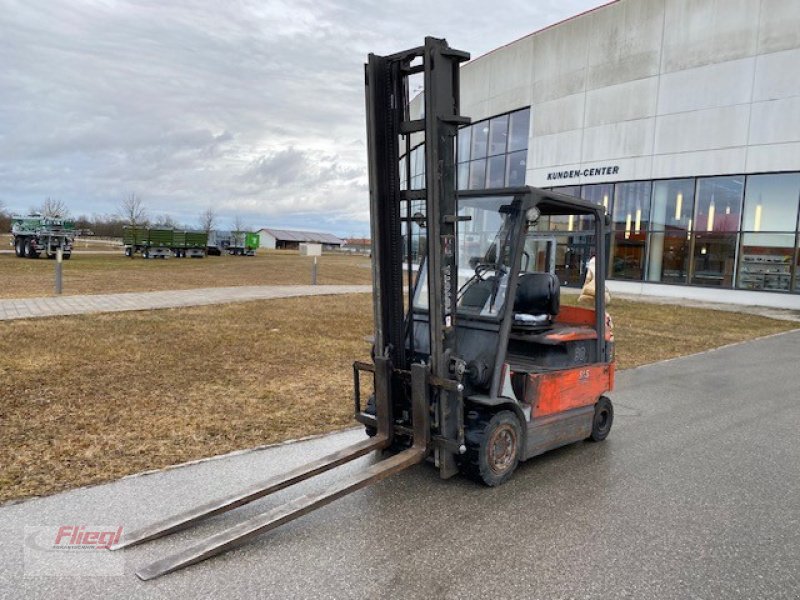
[0, 294, 796, 503]
[0, 251, 371, 299]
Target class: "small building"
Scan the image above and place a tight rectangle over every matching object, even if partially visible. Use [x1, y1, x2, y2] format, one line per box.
[256, 228, 344, 251]
[299, 243, 322, 256]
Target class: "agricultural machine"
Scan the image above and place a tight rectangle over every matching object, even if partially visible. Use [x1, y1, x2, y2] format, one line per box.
[112, 38, 615, 579]
[11, 214, 75, 259]
[228, 231, 259, 256]
[123, 227, 208, 258]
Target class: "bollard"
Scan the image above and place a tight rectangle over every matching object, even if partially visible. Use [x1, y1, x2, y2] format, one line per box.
[311, 256, 318, 285]
[55, 247, 63, 295]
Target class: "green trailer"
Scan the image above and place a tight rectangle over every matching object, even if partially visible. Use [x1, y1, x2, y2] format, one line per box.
[229, 231, 258, 256]
[123, 226, 173, 258]
[11, 214, 75, 259]
[183, 231, 208, 258]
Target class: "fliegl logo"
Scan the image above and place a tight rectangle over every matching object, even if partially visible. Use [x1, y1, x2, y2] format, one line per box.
[24, 525, 126, 576]
[25, 525, 123, 552]
[53, 525, 123, 550]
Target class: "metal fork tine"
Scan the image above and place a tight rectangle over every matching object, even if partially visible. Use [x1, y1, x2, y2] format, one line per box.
[111, 436, 387, 551]
[136, 447, 425, 580]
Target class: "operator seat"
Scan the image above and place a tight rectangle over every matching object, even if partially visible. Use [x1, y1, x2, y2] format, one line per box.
[513, 272, 560, 326]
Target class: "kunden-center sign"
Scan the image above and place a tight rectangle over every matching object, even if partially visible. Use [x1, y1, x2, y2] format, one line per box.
[547, 165, 620, 181]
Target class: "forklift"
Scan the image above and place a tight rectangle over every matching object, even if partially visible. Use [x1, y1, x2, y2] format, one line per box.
[111, 37, 615, 579]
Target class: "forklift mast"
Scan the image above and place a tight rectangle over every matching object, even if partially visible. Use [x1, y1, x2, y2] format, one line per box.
[365, 37, 470, 476]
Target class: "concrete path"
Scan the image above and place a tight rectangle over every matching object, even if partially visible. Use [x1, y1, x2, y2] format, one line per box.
[1, 330, 798, 598]
[0, 285, 372, 321]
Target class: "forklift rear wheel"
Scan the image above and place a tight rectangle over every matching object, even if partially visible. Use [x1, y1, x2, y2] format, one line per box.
[463, 410, 521, 487]
[588, 396, 613, 442]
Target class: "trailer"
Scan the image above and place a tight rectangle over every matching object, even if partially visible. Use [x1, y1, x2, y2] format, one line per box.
[206, 230, 230, 256]
[123, 226, 172, 258]
[182, 231, 208, 258]
[228, 231, 258, 256]
[11, 214, 74, 259]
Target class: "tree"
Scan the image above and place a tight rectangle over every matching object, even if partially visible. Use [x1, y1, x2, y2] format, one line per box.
[119, 193, 148, 230]
[199, 206, 216, 236]
[232, 214, 246, 233]
[41, 197, 70, 218]
[0, 199, 10, 233]
[154, 213, 178, 228]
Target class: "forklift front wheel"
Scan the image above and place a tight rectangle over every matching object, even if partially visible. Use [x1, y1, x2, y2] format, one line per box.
[588, 396, 613, 442]
[463, 410, 521, 487]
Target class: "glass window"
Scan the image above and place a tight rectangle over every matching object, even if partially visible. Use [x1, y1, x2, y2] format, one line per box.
[741, 173, 800, 233]
[457, 161, 469, 191]
[505, 150, 526, 186]
[414, 195, 519, 318]
[736, 174, 799, 291]
[694, 176, 743, 233]
[613, 181, 652, 233]
[580, 183, 613, 215]
[457, 126, 472, 163]
[486, 155, 506, 188]
[612, 232, 647, 281]
[468, 159, 487, 190]
[690, 232, 737, 287]
[399, 156, 407, 191]
[508, 108, 530, 152]
[737, 233, 795, 291]
[647, 179, 695, 283]
[488, 115, 509, 157]
[471, 121, 489, 160]
[610, 181, 652, 281]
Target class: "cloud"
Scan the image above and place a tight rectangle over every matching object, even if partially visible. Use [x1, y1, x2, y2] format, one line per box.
[0, 0, 599, 233]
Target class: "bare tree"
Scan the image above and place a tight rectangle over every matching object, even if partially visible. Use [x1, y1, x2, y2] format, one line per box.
[119, 193, 148, 230]
[232, 214, 247, 233]
[154, 213, 178, 228]
[41, 197, 70, 218]
[199, 206, 216, 235]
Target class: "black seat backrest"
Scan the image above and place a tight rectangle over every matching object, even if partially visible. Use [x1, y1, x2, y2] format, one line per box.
[514, 273, 560, 316]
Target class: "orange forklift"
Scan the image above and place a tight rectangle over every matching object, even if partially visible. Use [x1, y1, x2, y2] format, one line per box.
[111, 37, 615, 578]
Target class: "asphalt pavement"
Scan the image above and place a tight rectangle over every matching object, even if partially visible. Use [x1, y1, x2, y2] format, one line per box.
[1, 329, 799, 599]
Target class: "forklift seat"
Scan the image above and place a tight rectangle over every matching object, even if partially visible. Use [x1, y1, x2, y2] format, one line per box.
[514, 272, 560, 318]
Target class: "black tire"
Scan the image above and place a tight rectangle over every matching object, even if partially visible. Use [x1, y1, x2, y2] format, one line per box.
[461, 410, 522, 487]
[24, 239, 37, 258]
[588, 396, 613, 442]
[125, 247, 132, 257]
[62, 253, 71, 260]
[14, 238, 23, 257]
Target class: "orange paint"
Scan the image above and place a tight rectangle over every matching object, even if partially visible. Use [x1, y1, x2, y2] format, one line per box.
[515, 364, 614, 418]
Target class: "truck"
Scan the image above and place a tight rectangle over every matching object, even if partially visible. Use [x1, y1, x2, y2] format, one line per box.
[11, 214, 74, 259]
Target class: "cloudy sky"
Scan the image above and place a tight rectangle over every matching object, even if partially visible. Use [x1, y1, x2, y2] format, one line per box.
[1, 0, 598, 235]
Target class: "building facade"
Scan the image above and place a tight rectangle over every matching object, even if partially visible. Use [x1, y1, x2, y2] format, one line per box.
[257, 228, 344, 251]
[405, 0, 800, 308]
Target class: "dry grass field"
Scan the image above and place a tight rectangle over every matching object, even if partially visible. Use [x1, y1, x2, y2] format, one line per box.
[0, 292, 796, 503]
[0, 251, 371, 298]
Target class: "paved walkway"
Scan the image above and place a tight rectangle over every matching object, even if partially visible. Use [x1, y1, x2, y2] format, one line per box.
[0, 285, 372, 321]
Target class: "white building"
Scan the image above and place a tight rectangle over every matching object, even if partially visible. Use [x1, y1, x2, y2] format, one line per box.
[257, 228, 344, 251]
[405, 0, 800, 309]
